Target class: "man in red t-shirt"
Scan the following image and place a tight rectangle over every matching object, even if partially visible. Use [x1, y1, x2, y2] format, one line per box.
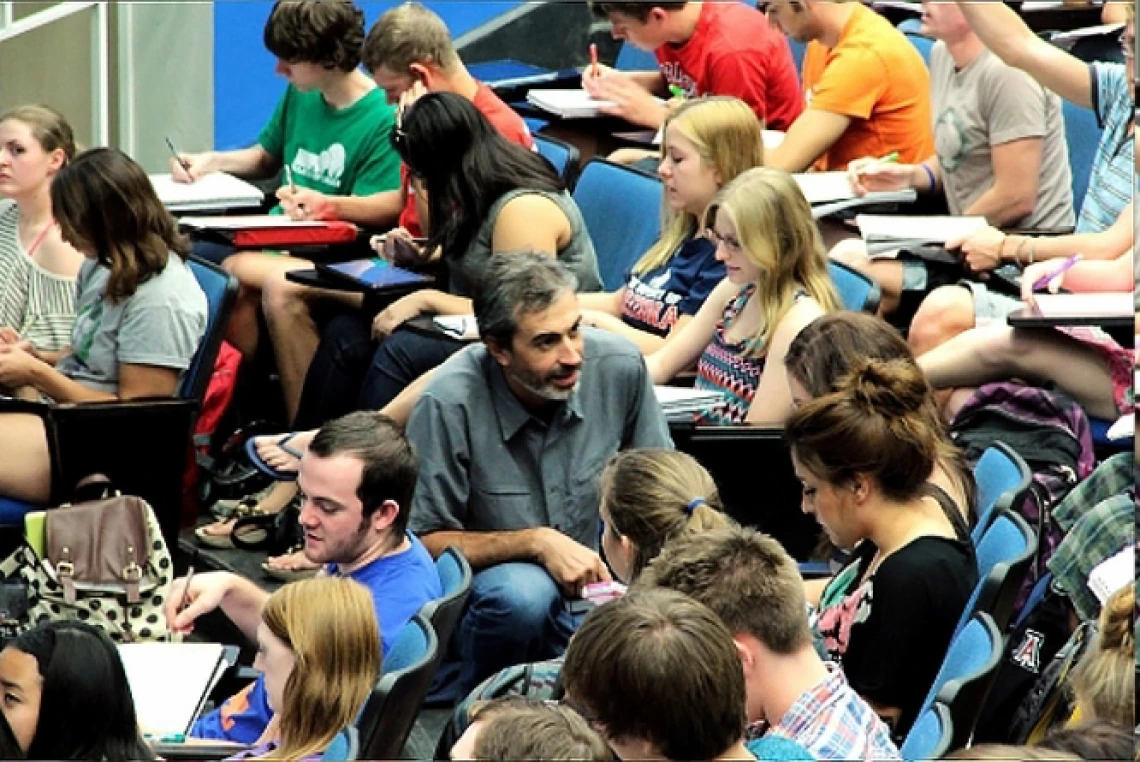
[262, 2, 533, 427]
[585, 1, 803, 131]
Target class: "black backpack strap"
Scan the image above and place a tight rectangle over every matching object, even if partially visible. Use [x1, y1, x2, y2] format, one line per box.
[923, 482, 971, 543]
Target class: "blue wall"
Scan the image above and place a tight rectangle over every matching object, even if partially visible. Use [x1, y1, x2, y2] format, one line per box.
[213, 1, 519, 150]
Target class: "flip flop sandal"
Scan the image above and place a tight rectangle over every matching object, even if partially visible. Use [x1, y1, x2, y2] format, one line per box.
[245, 433, 305, 482]
[194, 500, 269, 549]
[210, 484, 275, 520]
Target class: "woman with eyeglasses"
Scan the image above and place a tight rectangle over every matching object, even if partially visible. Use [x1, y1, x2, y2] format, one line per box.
[644, 166, 840, 425]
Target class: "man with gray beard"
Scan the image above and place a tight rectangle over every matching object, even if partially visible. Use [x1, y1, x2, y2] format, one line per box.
[406, 252, 671, 702]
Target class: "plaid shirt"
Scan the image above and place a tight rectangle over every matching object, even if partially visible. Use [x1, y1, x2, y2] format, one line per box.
[1048, 453, 1134, 621]
[765, 663, 901, 761]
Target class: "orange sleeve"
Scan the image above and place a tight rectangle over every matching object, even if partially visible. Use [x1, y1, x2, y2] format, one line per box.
[806, 47, 887, 121]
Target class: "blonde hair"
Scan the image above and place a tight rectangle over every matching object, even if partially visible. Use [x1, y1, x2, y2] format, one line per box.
[945, 744, 1080, 760]
[261, 577, 381, 760]
[600, 449, 732, 579]
[633, 97, 765, 275]
[1069, 585, 1135, 728]
[706, 167, 840, 354]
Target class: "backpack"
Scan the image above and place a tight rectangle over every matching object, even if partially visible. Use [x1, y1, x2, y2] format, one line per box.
[433, 658, 565, 760]
[182, 341, 242, 522]
[971, 573, 1080, 744]
[948, 382, 1095, 614]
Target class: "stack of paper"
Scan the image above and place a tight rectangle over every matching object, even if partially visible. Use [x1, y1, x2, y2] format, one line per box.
[119, 642, 231, 738]
[150, 172, 264, 212]
[793, 172, 917, 219]
[526, 89, 617, 119]
[855, 214, 987, 257]
[654, 385, 725, 421]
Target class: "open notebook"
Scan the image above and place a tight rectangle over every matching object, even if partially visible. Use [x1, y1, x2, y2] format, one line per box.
[150, 173, 264, 212]
[526, 89, 665, 119]
[793, 172, 917, 218]
[855, 214, 987, 257]
[119, 642, 233, 738]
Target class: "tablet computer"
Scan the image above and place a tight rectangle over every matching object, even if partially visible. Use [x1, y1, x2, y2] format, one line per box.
[316, 258, 433, 292]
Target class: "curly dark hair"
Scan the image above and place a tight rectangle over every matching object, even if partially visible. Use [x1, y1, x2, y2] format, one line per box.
[263, 0, 365, 72]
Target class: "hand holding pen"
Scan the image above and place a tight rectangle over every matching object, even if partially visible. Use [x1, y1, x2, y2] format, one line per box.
[166, 136, 208, 183]
[1021, 254, 1082, 304]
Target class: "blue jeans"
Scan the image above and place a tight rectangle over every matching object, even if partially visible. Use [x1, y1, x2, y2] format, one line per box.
[430, 562, 582, 704]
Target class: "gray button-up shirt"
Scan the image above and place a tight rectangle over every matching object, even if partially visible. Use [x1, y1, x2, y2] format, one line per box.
[406, 329, 672, 549]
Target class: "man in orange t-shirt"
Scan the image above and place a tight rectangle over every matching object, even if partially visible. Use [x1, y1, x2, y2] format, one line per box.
[261, 2, 534, 428]
[760, 0, 934, 173]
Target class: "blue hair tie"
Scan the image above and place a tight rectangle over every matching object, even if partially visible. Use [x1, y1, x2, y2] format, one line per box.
[685, 497, 706, 516]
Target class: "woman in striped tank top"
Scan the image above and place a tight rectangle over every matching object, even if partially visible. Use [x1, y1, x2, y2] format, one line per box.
[0, 105, 83, 355]
[646, 167, 840, 425]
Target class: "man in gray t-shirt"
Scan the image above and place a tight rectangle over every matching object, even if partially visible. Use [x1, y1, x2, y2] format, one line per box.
[406, 253, 671, 701]
[830, 0, 1075, 323]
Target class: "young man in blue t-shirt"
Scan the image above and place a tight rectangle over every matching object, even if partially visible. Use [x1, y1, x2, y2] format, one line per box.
[165, 412, 441, 744]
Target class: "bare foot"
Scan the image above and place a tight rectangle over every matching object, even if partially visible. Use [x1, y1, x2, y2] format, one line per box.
[253, 430, 317, 473]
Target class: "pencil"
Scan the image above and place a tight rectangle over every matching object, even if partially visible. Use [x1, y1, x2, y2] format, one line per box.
[165, 136, 192, 174]
[590, 43, 599, 79]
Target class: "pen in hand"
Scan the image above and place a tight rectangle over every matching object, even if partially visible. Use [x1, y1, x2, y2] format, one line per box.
[284, 165, 307, 215]
[1030, 253, 1081, 292]
[165, 136, 193, 177]
[590, 42, 599, 79]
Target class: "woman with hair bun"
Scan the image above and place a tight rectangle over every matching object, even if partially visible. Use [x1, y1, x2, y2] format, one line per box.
[785, 358, 977, 738]
[599, 449, 732, 584]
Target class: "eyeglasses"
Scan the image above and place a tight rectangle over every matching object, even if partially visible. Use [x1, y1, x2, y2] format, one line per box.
[705, 227, 743, 253]
[1120, 31, 1134, 61]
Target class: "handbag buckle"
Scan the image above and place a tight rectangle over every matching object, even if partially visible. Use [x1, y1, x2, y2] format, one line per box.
[122, 562, 142, 582]
[56, 560, 74, 578]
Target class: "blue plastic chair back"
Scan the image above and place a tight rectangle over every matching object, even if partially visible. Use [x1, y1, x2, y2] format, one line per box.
[383, 614, 435, 674]
[954, 510, 1037, 639]
[183, 257, 238, 401]
[321, 726, 359, 761]
[900, 701, 953, 761]
[905, 32, 934, 67]
[915, 612, 1004, 748]
[1062, 99, 1102, 217]
[534, 134, 580, 188]
[572, 159, 663, 291]
[971, 442, 1031, 545]
[897, 17, 923, 34]
[828, 260, 881, 313]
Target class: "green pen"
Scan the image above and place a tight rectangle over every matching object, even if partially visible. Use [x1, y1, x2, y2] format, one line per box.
[668, 84, 686, 100]
[878, 151, 900, 165]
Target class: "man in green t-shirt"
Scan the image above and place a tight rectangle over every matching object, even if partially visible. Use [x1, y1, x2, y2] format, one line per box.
[169, 0, 400, 360]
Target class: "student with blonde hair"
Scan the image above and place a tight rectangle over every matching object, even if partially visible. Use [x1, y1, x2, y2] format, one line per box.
[785, 358, 976, 736]
[226, 576, 381, 761]
[1068, 585, 1135, 729]
[647, 166, 840, 424]
[578, 96, 763, 353]
[599, 448, 731, 583]
[0, 104, 83, 355]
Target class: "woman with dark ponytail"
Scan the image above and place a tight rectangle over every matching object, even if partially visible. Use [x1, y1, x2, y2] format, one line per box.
[785, 358, 977, 739]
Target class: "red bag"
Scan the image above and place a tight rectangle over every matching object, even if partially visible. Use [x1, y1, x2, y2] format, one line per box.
[230, 220, 358, 248]
[182, 341, 242, 524]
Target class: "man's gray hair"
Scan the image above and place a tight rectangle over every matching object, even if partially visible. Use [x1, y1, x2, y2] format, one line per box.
[473, 253, 578, 346]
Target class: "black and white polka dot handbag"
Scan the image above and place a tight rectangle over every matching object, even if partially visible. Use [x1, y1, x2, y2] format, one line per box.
[0, 481, 173, 643]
